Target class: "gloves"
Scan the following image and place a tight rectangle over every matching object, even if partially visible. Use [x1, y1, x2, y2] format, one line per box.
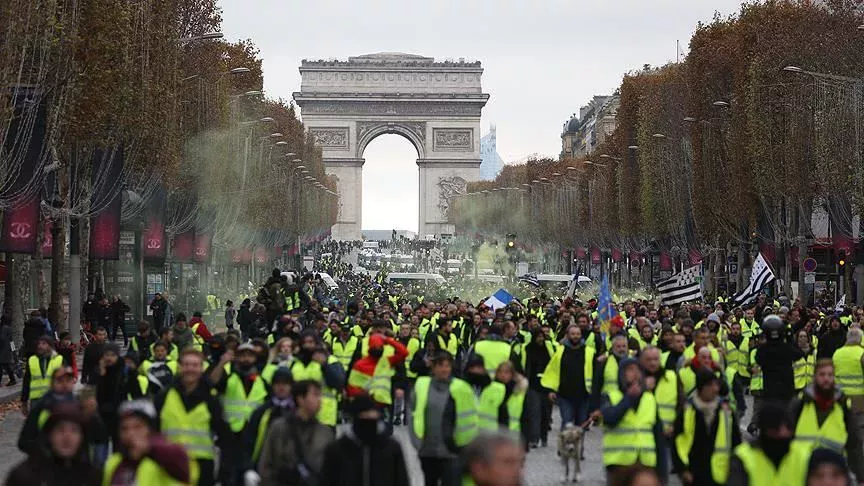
[243, 470, 261, 486]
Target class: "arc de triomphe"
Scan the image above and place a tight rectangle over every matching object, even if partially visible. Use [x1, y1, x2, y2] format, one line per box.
[293, 53, 489, 240]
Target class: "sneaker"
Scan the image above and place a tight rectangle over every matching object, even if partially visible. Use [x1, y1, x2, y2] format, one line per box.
[529, 441, 539, 449]
[393, 416, 402, 426]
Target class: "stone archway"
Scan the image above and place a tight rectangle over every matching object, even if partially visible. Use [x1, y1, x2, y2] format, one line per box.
[293, 52, 489, 240]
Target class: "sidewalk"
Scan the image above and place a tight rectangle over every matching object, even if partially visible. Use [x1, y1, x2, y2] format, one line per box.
[0, 383, 21, 404]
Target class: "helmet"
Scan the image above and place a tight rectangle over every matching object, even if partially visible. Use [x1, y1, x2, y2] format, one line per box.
[761, 314, 784, 340]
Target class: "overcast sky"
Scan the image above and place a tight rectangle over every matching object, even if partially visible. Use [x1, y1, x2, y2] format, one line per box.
[220, 0, 744, 233]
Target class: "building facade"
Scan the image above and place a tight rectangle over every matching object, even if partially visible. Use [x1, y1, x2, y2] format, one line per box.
[479, 124, 504, 180]
[560, 94, 620, 159]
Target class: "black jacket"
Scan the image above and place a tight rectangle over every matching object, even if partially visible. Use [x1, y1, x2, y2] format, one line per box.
[22, 317, 47, 358]
[671, 399, 741, 486]
[318, 432, 410, 486]
[756, 340, 804, 400]
[5, 454, 101, 486]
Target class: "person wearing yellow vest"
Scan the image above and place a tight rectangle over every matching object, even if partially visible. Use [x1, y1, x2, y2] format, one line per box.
[209, 342, 269, 439]
[240, 367, 295, 484]
[788, 358, 864, 479]
[682, 327, 722, 368]
[409, 352, 478, 486]
[122, 351, 149, 400]
[459, 431, 525, 486]
[727, 402, 811, 486]
[21, 335, 64, 415]
[188, 312, 213, 351]
[105, 400, 194, 486]
[639, 346, 682, 483]
[600, 358, 659, 477]
[16, 365, 77, 456]
[155, 348, 233, 486]
[140, 341, 177, 394]
[724, 322, 750, 382]
[128, 320, 157, 362]
[793, 329, 816, 392]
[672, 370, 741, 486]
[151, 328, 179, 362]
[596, 334, 630, 399]
[329, 324, 360, 371]
[6, 402, 102, 486]
[739, 307, 758, 339]
[393, 323, 421, 426]
[541, 325, 595, 437]
[426, 317, 460, 359]
[833, 328, 864, 399]
[348, 329, 408, 434]
[290, 331, 346, 429]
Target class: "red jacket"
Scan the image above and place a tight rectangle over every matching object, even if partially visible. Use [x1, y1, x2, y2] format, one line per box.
[346, 337, 408, 401]
[189, 317, 213, 342]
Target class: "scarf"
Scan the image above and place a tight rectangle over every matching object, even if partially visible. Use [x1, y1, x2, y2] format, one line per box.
[691, 395, 720, 429]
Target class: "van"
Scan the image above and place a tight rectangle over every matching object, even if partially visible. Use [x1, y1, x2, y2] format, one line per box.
[385, 272, 446, 285]
[362, 241, 380, 250]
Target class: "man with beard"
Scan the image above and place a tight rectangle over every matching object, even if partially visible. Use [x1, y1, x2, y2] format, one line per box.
[541, 325, 594, 436]
[318, 395, 410, 486]
[155, 348, 233, 486]
[728, 403, 811, 486]
[790, 358, 864, 482]
[596, 334, 630, 399]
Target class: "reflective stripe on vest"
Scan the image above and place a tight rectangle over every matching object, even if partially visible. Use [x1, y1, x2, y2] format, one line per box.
[478, 382, 506, 431]
[27, 355, 63, 401]
[793, 353, 816, 390]
[222, 373, 268, 432]
[675, 402, 731, 483]
[602, 357, 620, 396]
[103, 453, 196, 486]
[603, 389, 657, 467]
[347, 356, 394, 405]
[437, 333, 459, 357]
[724, 338, 750, 377]
[794, 401, 848, 454]
[749, 348, 763, 392]
[160, 388, 214, 459]
[833, 346, 864, 396]
[252, 407, 273, 463]
[413, 376, 477, 447]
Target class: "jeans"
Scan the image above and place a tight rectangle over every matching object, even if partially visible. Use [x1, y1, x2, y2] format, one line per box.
[558, 395, 589, 429]
[111, 320, 128, 345]
[420, 457, 457, 486]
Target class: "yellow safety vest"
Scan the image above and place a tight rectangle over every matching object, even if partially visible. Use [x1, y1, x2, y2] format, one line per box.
[436, 333, 459, 357]
[653, 370, 679, 429]
[190, 323, 204, 350]
[331, 336, 359, 371]
[252, 407, 273, 464]
[347, 356, 394, 405]
[27, 355, 63, 401]
[833, 345, 864, 396]
[413, 376, 477, 447]
[793, 401, 848, 454]
[103, 453, 198, 486]
[602, 356, 620, 396]
[750, 348, 763, 392]
[520, 340, 557, 371]
[150, 342, 179, 361]
[793, 352, 816, 390]
[127, 375, 150, 400]
[290, 358, 339, 426]
[724, 337, 750, 378]
[159, 388, 214, 459]
[473, 340, 512, 377]
[733, 442, 809, 486]
[602, 389, 657, 467]
[406, 337, 421, 379]
[222, 373, 268, 432]
[675, 402, 732, 484]
[478, 382, 506, 431]
[540, 345, 594, 393]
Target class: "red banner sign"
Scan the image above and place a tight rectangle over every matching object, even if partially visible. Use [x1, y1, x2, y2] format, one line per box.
[172, 231, 195, 262]
[659, 251, 673, 271]
[0, 197, 39, 254]
[611, 248, 622, 263]
[89, 197, 121, 260]
[231, 248, 252, 265]
[590, 247, 601, 265]
[41, 218, 53, 258]
[142, 217, 166, 261]
[193, 233, 211, 264]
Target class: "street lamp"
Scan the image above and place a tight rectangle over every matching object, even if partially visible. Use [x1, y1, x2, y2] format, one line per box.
[259, 117, 275, 123]
[275, 141, 288, 146]
[229, 67, 251, 75]
[269, 133, 284, 138]
[683, 117, 697, 123]
[628, 145, 639, 150]
[599, 154, 622, 161]
[652, 133, 666, 139]
[783, 65, 804, 74]
[713, 100, 730, 108]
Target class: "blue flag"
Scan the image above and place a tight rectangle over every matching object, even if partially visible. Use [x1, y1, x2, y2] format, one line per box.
[597, 274, 617, 334]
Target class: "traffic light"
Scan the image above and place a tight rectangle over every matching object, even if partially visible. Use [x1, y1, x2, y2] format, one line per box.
[839, 251, 846, 267]
[506, 233, 516, 249]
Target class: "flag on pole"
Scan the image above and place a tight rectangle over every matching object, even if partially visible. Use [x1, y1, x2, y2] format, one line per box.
[732, 253, 776, 306]
[565, 274, 578, 299]
[597, 275, 617, 334]
[518, 273, 540, 288]
[657, 266, 703, 306]
[486, 288, 514, 310]
[836, 294, 846, 313]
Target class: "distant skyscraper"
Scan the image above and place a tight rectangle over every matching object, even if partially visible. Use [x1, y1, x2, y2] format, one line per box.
[479, 124, 504, 180]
